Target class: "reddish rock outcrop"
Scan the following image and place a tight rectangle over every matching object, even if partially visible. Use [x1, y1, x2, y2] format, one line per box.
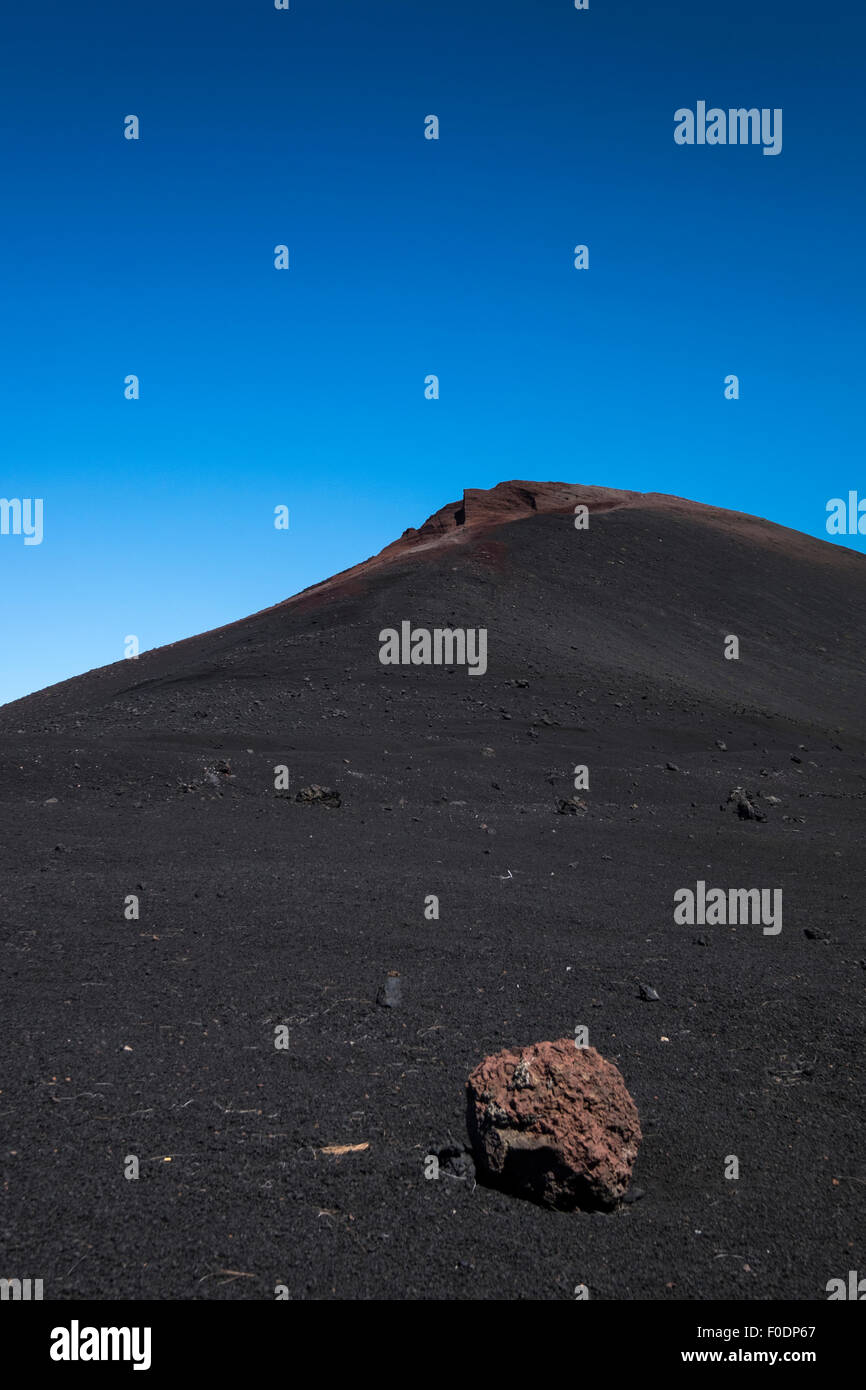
[466, 1039, 641, 1211]
[379, 479, 637, 558]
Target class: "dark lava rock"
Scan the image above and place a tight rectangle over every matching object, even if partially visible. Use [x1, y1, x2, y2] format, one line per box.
[295, 784, 341, 808]
[430, 1144, 476, 1183]
[726, 786, 765, 821]
[556, 796, 587, 816]
[466, 1039, 642, 1211]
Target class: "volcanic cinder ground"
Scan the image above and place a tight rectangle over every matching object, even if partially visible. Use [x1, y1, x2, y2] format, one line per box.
[1, 481, 864, 1301]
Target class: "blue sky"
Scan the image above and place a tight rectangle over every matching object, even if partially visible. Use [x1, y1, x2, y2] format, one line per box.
[2, 0, 864, 705]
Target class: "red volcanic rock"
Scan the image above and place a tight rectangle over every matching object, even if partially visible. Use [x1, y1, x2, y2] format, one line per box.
[382, 479, 638, 557]
[466, 1039, 641, 1211]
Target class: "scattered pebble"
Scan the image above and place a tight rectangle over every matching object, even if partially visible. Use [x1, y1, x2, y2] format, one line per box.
[377, 973, 402, 1008]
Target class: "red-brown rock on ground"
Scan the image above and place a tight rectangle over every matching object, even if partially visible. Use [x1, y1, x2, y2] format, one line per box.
[466, 1039, 642, 1211]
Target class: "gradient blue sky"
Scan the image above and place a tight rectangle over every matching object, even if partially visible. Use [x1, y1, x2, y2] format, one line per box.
[2, 0, 864, 705]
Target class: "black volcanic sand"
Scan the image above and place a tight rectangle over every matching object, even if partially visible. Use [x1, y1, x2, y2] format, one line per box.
[1, 503, 864, 1300]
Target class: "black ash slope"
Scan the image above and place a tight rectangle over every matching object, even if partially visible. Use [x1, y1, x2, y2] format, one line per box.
[1, 495, 864, 1300]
